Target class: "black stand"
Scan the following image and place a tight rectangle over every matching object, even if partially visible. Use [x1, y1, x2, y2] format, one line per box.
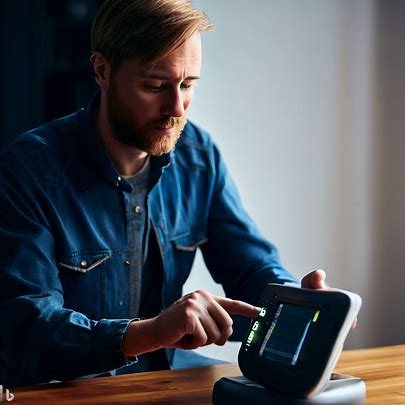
[212, 373, 366, 405]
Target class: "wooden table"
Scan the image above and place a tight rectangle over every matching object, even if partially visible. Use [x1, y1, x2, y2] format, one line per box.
[8, 345, 405, 404]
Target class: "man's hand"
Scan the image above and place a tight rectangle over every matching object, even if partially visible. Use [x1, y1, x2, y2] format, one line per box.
[301, 269, 357, 329]
[122, 290, 260, 357]
[300, 269, 326, 289]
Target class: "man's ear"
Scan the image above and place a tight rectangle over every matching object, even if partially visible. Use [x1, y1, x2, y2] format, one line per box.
[90, 52, 111, 89]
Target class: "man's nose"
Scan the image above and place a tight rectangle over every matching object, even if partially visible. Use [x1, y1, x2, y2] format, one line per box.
[161, 88, 185, 117]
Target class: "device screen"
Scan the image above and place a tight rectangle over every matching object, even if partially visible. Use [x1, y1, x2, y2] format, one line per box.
[258, 303, 320, 366]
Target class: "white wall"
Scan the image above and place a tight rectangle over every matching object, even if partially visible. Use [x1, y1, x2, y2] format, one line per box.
[183, 0, 405, 362]
[372, 0, 405, 347]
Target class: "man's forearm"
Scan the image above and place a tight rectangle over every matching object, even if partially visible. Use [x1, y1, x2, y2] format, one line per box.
[122, 318, 161, 357]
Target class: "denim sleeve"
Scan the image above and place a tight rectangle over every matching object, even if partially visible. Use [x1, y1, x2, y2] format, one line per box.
[0, 156, 133, 387]
[201, 144, 298, 307]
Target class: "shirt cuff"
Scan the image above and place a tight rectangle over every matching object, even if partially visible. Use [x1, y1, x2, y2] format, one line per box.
[92, 318, 139, 370]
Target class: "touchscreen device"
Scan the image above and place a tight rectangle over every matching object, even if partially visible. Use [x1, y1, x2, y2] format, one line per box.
[238, 284, 361, 398]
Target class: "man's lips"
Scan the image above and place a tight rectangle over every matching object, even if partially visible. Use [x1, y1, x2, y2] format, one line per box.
[152, 126, 175, 135]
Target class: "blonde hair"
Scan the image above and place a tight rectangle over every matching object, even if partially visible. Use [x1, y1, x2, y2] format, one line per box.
[91, 0, 212, 70]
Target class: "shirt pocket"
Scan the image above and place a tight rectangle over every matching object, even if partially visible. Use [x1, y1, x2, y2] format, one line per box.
[58, 251, 111, 320]
[169, 230, 208, 286]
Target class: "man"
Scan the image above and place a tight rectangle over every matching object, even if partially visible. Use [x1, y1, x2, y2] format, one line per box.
[0, 0, 325, 387]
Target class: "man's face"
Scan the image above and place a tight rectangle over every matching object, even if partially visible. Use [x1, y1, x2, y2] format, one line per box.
[106, 31, 202, 156]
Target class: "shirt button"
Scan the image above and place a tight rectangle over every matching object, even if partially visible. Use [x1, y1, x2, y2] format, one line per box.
[80, 259, 88, 268]
[124, 258, 131, 266]
[134, 206, 141, 214]
[119, 300, 123, 306]
[114, 176, 122, 187]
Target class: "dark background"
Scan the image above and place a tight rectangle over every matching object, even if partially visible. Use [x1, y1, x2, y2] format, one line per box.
[0, 0, 103, 149]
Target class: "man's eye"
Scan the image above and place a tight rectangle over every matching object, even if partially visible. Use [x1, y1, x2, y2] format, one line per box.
[181, 83, 193, 91]
[144, 84, 164, 92]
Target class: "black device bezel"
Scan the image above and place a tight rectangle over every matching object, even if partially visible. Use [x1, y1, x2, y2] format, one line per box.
[238, 284, 351, 398]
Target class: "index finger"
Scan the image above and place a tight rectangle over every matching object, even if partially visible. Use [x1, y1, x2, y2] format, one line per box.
[213, 296, 260, 318]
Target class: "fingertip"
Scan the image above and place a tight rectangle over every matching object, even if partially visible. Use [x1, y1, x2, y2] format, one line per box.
[312, 269, 326, 287]
[242, 303, 261, 318]
[316, 269, 326, 279]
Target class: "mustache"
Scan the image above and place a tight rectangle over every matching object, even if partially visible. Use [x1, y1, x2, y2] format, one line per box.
[146, 116, 182, 129]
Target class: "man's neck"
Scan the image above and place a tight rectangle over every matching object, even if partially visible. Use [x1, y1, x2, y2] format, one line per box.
[94, 92, 148, 177]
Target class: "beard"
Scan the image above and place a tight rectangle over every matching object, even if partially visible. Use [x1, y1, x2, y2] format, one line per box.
[106, 82, 187, 156]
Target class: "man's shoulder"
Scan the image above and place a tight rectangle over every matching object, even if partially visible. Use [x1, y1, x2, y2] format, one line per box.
[0, 110, 83, 181]
[177, 121, 214, 151]
[3, 110, 81, 158]
[173, 121, 217, 172]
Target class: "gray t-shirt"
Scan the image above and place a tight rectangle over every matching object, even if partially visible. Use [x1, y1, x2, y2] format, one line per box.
[117, 158, 168, 373]
[121, 157, 151, 318]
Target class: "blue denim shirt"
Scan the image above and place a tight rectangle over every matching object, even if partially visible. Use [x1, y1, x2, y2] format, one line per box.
[0, 97, 297, 387]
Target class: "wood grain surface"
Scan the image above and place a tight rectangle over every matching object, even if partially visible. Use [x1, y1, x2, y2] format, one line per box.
[335, 344, 405, 404]
[8, 345, 405, 404]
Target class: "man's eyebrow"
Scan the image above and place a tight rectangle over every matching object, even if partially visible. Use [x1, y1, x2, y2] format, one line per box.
[140, 74, 200, 81]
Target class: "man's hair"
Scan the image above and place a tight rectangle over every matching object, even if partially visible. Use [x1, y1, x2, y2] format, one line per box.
[91, 0, 212, 71]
